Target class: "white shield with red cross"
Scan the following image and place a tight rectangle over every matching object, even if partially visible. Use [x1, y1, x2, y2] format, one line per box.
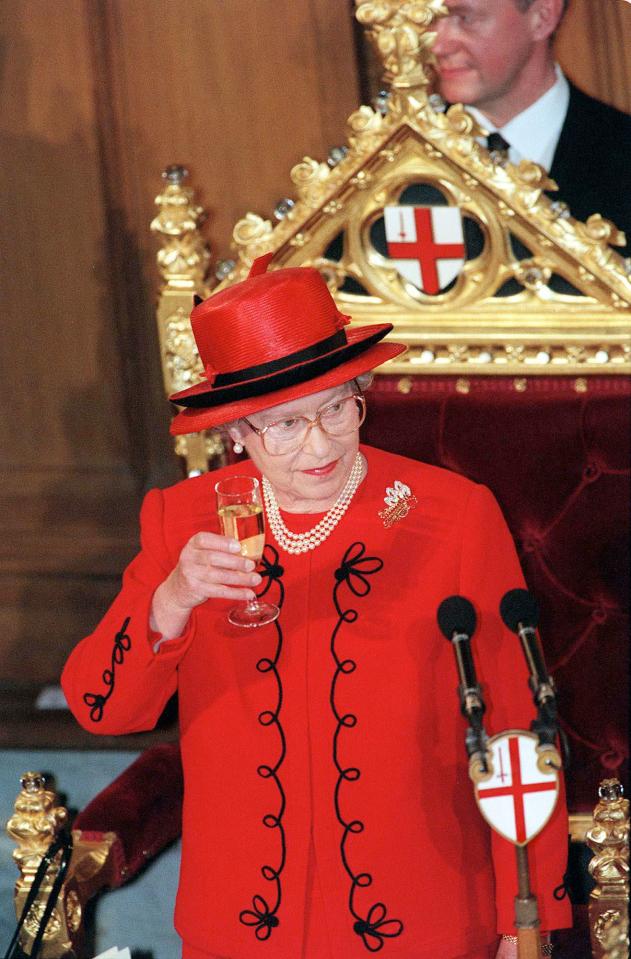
[384, 205, 465, 294]
[474, 731, 560, 846]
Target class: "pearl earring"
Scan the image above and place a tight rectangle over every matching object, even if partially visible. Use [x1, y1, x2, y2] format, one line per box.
[233, 441, 244, 454]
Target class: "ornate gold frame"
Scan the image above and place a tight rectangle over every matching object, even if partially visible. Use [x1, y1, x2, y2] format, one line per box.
[151, 0, 630, 472]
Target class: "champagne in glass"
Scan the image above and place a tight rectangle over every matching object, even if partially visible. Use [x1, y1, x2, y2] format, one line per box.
[215, 475, 279, 628]
[217, 501, 265, 562]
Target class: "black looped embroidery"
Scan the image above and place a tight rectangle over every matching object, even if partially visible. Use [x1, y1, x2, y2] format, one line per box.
[353, 903, 405, 952]
[330, 542, 404, 950]
[239, 894, 281, 941]
[333, 542, 384, 600]
[257, 547, 285, 602]
[239, 544, 286, 940]
[82, 618, 131, 723]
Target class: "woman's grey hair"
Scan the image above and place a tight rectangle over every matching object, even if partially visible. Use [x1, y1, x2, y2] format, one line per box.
[354, 372, 374, 391]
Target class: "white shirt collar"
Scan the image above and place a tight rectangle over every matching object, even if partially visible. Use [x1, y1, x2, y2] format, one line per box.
[466, 64, 570, 171]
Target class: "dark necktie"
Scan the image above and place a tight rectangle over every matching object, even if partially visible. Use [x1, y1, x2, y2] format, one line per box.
[486, 132, 511, 160]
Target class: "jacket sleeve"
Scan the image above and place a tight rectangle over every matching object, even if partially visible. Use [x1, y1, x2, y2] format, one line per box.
[61, 487, 195, 735]
[459, 483, 572, 934]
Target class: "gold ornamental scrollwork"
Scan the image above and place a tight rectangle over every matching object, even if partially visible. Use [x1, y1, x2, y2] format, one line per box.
[596, 911, 629, 959]
[587, 778, 629, 899]
[157, 0, 631, 439]
[7, 772, 68, 876]
[151, 165, 210, 289]
[587, 779, 629, 959]
[7, 773, 73, 958]
[347, 105, 393, 153]
[356, 0, 446, 98]
[232, 212, 275, 270]
[291, 157, 334, 208]
[8, 772, 124, 957]
[152, 167, 228, 473]
[163, 307, 202, 395]
[65, 890, 82, 934]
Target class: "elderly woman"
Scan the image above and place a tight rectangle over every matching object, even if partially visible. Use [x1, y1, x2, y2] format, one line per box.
[62, 255, 570, 959]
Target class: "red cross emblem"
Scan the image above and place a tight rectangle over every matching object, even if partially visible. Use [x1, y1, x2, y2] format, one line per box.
[474, 731, 560, 846]
[384, 206, 465, 294]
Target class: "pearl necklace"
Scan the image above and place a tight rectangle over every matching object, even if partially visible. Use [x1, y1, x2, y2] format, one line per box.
[262, 453, 365, 554]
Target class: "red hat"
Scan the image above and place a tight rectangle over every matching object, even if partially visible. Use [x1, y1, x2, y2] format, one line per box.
[169, 252, 406, 435]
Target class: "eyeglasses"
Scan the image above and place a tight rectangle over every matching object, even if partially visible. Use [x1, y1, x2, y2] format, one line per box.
[242, 393, 366, 456]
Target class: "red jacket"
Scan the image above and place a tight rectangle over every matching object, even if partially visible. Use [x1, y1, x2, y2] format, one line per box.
[62, 446, 571, 957]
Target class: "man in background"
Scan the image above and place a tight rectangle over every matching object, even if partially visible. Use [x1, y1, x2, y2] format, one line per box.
[434, 0, 631, 256]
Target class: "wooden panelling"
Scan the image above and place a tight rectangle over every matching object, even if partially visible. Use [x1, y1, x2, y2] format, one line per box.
[1, 0, 134, 473]
[555, 0, 631, 114]
[0, 0, 361, 704]
[93, 0, 361, 265]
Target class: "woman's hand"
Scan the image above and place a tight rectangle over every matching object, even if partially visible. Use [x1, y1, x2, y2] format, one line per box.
[150, 531, 262, 640]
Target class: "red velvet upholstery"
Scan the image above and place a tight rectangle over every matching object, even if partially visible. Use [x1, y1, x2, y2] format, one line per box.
[74, 742, 183, 886]
[363, 374, 630, 812]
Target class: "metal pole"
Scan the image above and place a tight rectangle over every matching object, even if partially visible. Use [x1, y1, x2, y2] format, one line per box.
[514, 845, 540, 959]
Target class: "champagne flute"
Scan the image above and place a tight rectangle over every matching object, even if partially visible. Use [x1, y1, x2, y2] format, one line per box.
[215, 475, 279, 628]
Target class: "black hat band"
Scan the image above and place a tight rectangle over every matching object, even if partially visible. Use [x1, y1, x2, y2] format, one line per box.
[175, 328, 386, 409]
[213, 330, 347, 387]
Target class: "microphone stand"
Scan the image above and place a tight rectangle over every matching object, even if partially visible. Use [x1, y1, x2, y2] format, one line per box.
[452, 630, 490, 776]
[521, 635, 565, 775]
[514, 845, 542, 959]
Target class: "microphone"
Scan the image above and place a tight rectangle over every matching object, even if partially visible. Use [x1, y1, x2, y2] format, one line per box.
[437, 595, 484, 723]
[499, 588, 556, 709]
[499, 587, 566, 763]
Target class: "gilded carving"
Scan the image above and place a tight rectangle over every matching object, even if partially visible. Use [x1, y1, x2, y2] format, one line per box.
[153, 3, 631, 479]
[594, 910, 623, 945]
[587, 779, 629, 959]
[151, 166, 210, 287]
[65, 890, 82, 934]
[8, 772, 125, 957]
[7, 773, 67, 877]
[201, 0, 630, 374]
[23, 901, 62, 940]
[355, 0, 446, 95]
[587, 779, 629, 899]
[163, 307, 202, 394]
[174, 432, 226, 473]
[7, 773, 72, 958]
[347, 105, 391, 153]
[232, 212, 274, 256]
[513, 260, 552, 292]
[597, 911, 629, 959]
[291, 157, 333, 207]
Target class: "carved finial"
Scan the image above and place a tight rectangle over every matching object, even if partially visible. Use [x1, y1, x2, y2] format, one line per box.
[355, 0, 447, 107]
[7, 773, 73, 955]
[7, 772, 67, 877]
[162, 164, 189, 185]
[587, 778, 629, 901]
[151, 166, 211, 289]
[599, 780, 625, 803]
[20, 771, 46, 794]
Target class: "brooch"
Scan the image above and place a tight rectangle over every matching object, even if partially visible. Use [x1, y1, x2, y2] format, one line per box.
[378, 480, 418, 528]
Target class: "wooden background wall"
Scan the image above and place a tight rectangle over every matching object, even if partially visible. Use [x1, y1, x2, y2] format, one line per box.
[0, 0, 629, 725]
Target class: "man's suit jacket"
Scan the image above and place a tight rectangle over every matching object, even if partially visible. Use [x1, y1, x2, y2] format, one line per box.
[550, 83, 631, 257]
